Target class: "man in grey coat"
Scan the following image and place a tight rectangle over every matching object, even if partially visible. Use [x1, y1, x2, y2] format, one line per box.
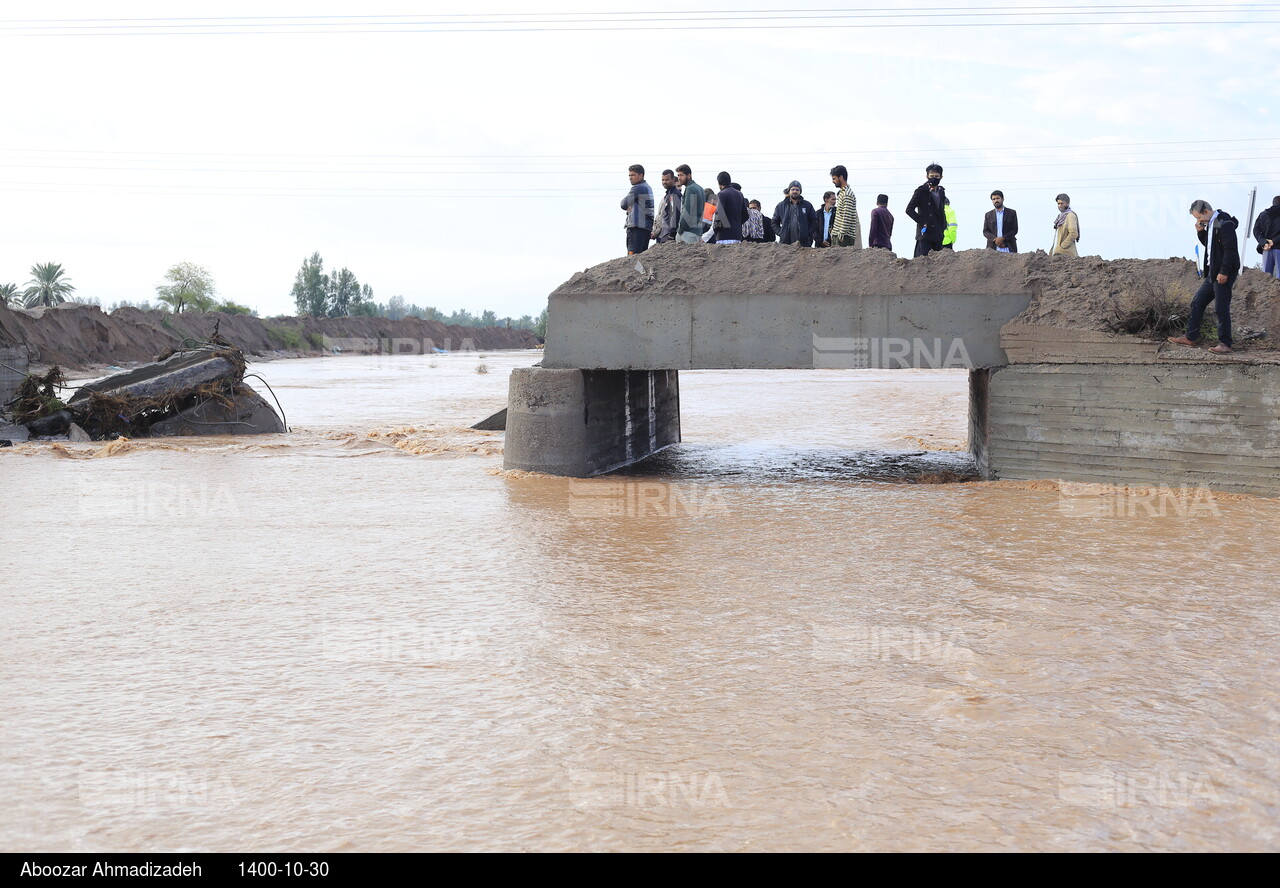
[620, 164, 654, 255]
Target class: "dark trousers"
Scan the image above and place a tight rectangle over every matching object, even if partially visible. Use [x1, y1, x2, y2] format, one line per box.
[626, 227, 650, 255]
[914, 238, 941, 258]
[1187, 276, 1234, 346]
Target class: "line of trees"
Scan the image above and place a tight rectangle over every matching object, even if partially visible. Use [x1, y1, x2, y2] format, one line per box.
[289, 251, 546, 335]
[3, 261, 254, 315]
[2, 263, 76, 308]
[6, 254, 547, 339]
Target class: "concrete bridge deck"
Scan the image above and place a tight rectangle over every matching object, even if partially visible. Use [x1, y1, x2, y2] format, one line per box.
[543, 291, 1033, 371]
[505, 269, 1280, 496]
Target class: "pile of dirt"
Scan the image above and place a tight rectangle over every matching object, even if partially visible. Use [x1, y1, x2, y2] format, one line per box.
[0, 303, 541, 371]
[554, 242, 1280, 341]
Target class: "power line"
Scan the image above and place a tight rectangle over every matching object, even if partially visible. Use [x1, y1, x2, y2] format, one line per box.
[2, 6, 1276, 35]
[2, 155, 1276, 176]
[0, 136, 1273, 162]
[1, 172, 1270, 198]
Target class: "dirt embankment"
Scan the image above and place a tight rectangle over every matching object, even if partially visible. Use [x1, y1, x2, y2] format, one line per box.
[555, 242, 1280, 343]
[0, 304, 541, 371]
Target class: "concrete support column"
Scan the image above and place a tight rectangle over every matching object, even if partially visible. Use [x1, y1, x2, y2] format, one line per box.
[967, 369, 991, 479]
[504, 367, 681, 476]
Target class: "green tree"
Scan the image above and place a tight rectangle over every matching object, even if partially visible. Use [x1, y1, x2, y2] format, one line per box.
[350, 283, 378, 317]
[0, 283, 20, 307]
[291, 252, 329, 317]
[23, 262, 76, 308]
[479, 309, 498, 327]
[534, 307, 548, 339]
[108, 299, 157, 312]
[387, 294, 407, 321]
[156, 261, 216, 313]
[327, 267, 360, 318]
[216, 300, 256, 316]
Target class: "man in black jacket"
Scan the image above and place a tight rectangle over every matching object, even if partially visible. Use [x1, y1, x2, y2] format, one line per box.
[772, 181, 819, 247]
[650, 169, 682, 245]
[905, 163, 946, 257]
[982, 190, 1018, 252]
[715, 171, 750, 244]
[1253, 195, 1280, 279]
[1168, 199, 1240, 354]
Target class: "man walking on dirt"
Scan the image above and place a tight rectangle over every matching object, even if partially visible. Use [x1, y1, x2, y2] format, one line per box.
[1167, 199, 1240, 355]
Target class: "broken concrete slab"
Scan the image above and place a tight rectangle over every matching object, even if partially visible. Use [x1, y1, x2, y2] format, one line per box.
[147, 386, 285, 436]
[471, 408, 507, 431]
[68, 423, 92, 442]
[70, 350, 238, 404]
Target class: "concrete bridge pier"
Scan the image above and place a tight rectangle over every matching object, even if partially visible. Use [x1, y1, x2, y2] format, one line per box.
[504, 367, 680, 476]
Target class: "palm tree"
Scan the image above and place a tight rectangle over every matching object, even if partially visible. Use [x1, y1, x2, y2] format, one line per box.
[23, 262, 76, 308]
[0, 283, 20, 307]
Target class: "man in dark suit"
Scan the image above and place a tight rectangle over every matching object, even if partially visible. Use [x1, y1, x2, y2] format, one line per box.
[983, 190, 1018, 252]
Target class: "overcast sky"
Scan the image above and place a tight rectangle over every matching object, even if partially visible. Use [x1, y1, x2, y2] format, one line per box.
[1, 1, 1276, 319]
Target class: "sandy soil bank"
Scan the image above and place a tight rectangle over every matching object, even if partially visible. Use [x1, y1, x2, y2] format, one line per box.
[0, 303, 541, 371]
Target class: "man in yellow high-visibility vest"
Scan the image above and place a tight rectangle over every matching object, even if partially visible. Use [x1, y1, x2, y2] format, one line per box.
[942, 197, 958, 250]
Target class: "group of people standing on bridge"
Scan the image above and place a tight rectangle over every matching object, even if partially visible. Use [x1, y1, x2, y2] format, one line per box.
[622, 163, 1280, 357]
[619, 162, 1085, 258]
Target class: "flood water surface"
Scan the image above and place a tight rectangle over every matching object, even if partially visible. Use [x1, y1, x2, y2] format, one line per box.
[2, 352, 1277, 851]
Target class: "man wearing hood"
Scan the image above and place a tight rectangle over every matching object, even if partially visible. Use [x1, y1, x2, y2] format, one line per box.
[772, 181, 819, 247]
[1167, 199, 1240, 355]
[905, 164, 947, 257]
[1253, 195, 1280, 279]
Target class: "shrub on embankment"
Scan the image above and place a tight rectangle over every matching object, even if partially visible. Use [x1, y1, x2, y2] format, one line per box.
[0, 302, 541, 370]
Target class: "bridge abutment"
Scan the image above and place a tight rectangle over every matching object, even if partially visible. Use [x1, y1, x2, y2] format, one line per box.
[504, 367, 681, 476]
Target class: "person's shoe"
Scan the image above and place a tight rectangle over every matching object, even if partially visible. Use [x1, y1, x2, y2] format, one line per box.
[1166, 336, 1197, 347]
[1208, 344, 1233, 354]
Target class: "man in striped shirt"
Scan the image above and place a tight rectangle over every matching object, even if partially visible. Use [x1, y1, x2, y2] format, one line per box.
[829, 166, 862, 249]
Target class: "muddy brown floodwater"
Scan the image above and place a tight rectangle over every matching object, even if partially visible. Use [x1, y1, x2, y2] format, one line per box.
[1, 351, 1277, 852]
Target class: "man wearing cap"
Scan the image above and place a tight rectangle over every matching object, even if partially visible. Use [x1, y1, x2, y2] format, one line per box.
[772, 181, 819, 247]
